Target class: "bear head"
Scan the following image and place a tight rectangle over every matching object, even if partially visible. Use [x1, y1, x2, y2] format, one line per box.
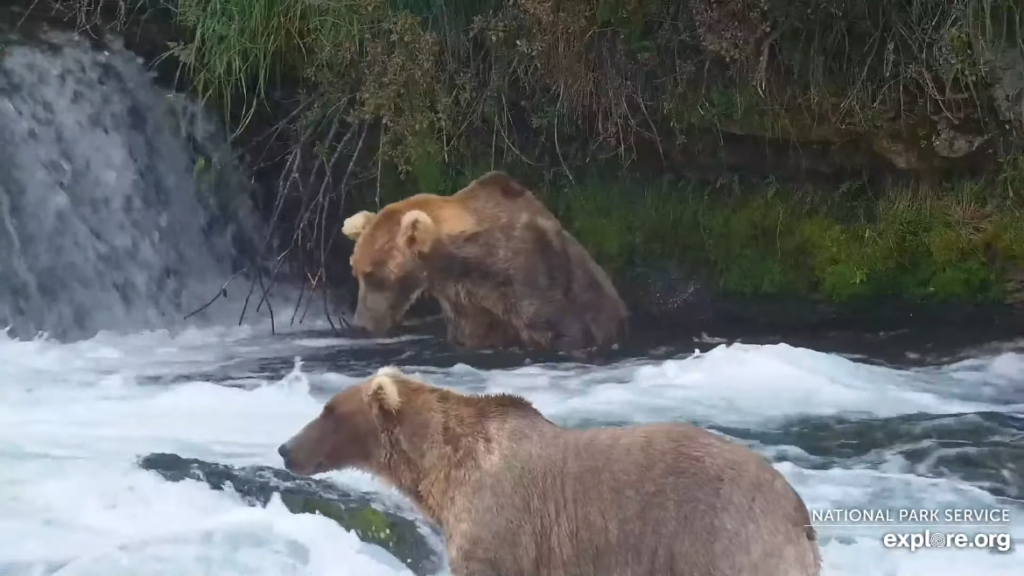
[342, 204, 446, 335]
[277, 366, 410, 477]
[278, 366, 543, 523]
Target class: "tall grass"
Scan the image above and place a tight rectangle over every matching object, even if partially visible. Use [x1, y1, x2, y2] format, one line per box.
[47, 0, 1024, 144]
[171, 0, 312, 131]
[765, 0, 1024, 131]
[55, 0, 1019, 169]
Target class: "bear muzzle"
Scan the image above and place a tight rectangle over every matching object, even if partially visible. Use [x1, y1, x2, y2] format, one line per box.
[277, 440, 322, 476]
[352, 306, 395, 336]
[277, 441, 296, 470]
[280, 432, 331, 473]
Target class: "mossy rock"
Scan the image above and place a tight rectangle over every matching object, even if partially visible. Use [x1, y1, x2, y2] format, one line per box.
[137, 452, 442, 576]
[276, 491, 399, 548]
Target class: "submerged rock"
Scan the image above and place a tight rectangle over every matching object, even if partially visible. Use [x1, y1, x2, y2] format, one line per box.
[137, 452, 442, 576]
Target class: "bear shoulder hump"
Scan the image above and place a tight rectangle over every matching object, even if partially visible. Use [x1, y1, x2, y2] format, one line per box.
[457, 171, 531, 202]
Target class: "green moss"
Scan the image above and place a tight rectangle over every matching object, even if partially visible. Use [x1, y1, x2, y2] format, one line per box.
[279, 492, 396, 546]
[342, 504, 397, 544]
[542, 159, 1024, 304]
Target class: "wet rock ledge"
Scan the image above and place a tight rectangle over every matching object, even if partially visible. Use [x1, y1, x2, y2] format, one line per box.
[137, 452, 443, 575]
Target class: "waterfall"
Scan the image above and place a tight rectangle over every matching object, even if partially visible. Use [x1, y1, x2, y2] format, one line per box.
[0, 27, 265, 341]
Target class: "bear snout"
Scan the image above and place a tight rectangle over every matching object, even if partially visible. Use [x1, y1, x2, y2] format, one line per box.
[353, 310, 395, 337]
[277, 441, 294, 469]
[277, 436, 325, 476]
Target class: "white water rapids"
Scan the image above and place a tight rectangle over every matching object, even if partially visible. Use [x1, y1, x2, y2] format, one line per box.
[0, 315, 1021, 575]
[0, 18, 1021, 576]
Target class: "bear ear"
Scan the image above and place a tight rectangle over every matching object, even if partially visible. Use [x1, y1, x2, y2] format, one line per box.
[399, 210, 438, 254]
[366, 368, 403, 414]
[342, 211, 378, 241]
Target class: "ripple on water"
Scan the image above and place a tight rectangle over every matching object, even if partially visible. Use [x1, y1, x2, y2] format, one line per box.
[0, 326, 1022, 575]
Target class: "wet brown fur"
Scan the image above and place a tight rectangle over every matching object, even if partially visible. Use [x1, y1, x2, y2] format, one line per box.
[278, 368, 822, 576]
[344, 171, 629, 353]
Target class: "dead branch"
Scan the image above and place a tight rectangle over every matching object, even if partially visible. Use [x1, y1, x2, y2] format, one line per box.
[636, 92, 664, 164]
[238, 144, 306, 327]
[256, 267, 276, 335]
[246, 97, 316, 165]
[183, 266, 248, 320]
[554, 106, 576, 184]
[755, 24, 787, 97]
[299, 278, 318, 325]
[255, 247, 292, 314]
[313, 120, 369, 332]
[289, 280, 306, 326]
[320, 122, 368, 272]
[322, 287, 338, 333]
[234, 110, 328, 329]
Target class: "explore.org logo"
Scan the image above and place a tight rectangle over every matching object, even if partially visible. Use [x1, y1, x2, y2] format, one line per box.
[881, 530, 1012, 553]
[808, 507, 1016, 554]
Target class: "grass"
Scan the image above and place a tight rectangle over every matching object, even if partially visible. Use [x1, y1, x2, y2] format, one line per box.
[105, 0, 1022, 163]
[47, 0, 1024, 145]
[761, 0, 1024, 130]
[542, 158, 1024, 303]
[40, 0, 1024, 304]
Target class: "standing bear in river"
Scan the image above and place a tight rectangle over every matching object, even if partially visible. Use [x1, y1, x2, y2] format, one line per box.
[340, 171, 629, 353]
[278, 367, 822, 576]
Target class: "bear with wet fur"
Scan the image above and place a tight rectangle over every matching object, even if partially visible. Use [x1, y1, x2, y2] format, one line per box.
[340, 171, 629, 353]
[277, 367, 822, 576]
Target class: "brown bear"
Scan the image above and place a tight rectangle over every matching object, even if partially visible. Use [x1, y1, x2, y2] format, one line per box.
[277, 367, 822, 576]
[340, 171, 629, 354]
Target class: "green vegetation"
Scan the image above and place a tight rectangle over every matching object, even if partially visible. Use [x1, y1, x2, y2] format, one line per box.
[279, 491, 397, 546]
[363, 151, 1024, 303]
[552, 160, 1024, 302]
[276, 491, 438, 574]
[43, 0, 1024, 303]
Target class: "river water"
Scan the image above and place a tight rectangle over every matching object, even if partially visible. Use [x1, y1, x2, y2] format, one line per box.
[0, 20, 1022, 576]
[0, 316, 1021, 575]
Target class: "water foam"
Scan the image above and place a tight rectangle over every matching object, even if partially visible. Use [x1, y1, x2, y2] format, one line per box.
[0, 327, 1020, 575]
[402, 343, 1019, 428]
[0, 329, 415, 575]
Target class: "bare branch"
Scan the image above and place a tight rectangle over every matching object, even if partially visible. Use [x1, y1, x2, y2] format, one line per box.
[183, 267, 248, 321]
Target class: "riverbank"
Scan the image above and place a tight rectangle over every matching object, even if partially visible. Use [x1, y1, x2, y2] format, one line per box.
[472, 163, 1024, 304]
[13, 0, 1024, 326]
[368, 160, 1024, 345]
